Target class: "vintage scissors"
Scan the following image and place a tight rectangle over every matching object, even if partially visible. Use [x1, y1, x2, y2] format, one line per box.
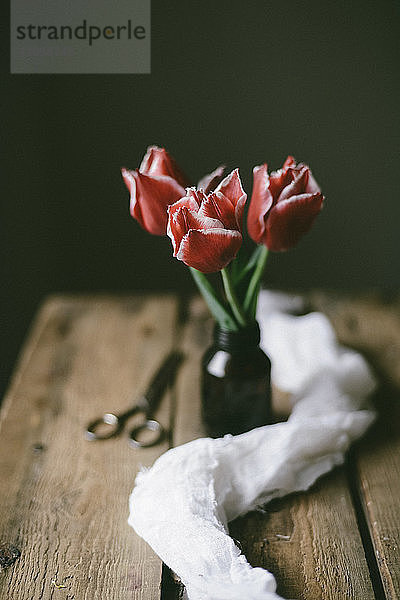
[85, 350, 183, 448]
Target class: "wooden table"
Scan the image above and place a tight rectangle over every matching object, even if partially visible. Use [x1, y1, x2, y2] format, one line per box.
[0, 292, 399, 600]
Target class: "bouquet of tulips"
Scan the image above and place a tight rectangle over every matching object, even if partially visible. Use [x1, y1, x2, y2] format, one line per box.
[121, 146, 324, 332]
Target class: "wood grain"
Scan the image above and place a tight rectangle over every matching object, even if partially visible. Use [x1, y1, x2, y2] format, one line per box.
[309, 291, 400, 389]
[0, 295, 178, 600]
[172, 296, 212, 447]
[230, 469, 375, 599]
[310, 291, 400, 599]
[172, 296, 376, 599]
[2, 291, 399, 600]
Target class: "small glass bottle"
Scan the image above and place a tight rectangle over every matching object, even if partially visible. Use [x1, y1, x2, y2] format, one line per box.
[201, 321, 272, 438]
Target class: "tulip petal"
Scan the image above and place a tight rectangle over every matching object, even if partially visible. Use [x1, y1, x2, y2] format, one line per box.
[265, 192, 324, 251]
[187, 188, 208, 206]
[168, 206, 223, 255]
[179, 207, 223, 233]
[276, 166, 309, 203]
[176, 228, 242, 273]
[246, 164, 274, 244]
[214, 168, 246, 206]
[296, 165, 321, 194]
[305, 170, 321, 194]
[198, 191, 237, 230]
[121, 167, 135, 193]
[139, 146, 190, 188]
[168, 192, 201, 220]
[207, 168, 247, 231]
[122, 168, 186, 235]
[283, 155, 297, 169]
[269, 169, 294, 200]
[197, 165, 226, 194]
[139, 146, 159, 173]
[234, 193, 247, 232]
[167, 190, 217, 253]
[167, 214, 181, 255]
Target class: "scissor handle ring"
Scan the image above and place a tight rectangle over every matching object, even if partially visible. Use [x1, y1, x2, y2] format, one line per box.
[85, 413, 123, 440]
[129, 419, 164, 448]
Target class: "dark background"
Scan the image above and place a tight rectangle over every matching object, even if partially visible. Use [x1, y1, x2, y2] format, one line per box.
[2, 0, 400, 397]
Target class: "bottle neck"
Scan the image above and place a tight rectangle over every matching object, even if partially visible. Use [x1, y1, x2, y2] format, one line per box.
[214, 321, 261, 353]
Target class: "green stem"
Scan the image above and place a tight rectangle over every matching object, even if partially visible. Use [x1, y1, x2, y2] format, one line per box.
[190, 267, 238, 331]
[221, 268, 247, 328]
[243, 245, 269, 317]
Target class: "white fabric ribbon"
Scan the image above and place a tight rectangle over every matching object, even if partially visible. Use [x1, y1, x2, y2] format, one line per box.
[128, 291, 376, 600]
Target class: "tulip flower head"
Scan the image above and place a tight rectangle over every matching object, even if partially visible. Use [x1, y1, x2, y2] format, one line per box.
[121, 146, 326, 330]
[121, 146, 190, 235]
[167, 169, 247, 273]
[247, 156, 324, 251]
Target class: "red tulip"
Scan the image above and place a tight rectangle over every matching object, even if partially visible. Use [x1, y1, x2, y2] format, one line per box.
[247, 156, 324, 251]
[121, 146, 190, 235]
[197, 164, 226, 194]
[167, 169, 246, 273]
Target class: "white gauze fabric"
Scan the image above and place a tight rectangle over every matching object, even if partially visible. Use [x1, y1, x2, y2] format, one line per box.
[128, 291, 377, 600]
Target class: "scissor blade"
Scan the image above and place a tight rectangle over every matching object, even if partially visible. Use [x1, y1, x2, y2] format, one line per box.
[143, 350, 184, 413]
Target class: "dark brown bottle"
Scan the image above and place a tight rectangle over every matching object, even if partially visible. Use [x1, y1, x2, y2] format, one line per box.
[201, 321, 272, 438]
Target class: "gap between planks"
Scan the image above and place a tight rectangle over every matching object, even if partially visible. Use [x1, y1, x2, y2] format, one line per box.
[164, 294, 377, 600]
[2, 291, 398, 600]
[310, 291, 400, 600]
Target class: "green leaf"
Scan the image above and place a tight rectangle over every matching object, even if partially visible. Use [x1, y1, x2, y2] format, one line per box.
[243, 245, 269, 318]
[230, 245, 251, 285]
[221, 268, 247, 328]
[190, 268, 239, 331]
[230, 245, 264, 287]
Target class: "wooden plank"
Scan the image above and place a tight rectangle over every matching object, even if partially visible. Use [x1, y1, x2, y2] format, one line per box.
[172, 296, 211, 446]
[309, 291, 400, 388]
[159, 296, 213, 599]
[230, 470, 375, 599]
[172, 296, 375, 599]
[310, 291, 400, 599]
[0, 294, 178, 600]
